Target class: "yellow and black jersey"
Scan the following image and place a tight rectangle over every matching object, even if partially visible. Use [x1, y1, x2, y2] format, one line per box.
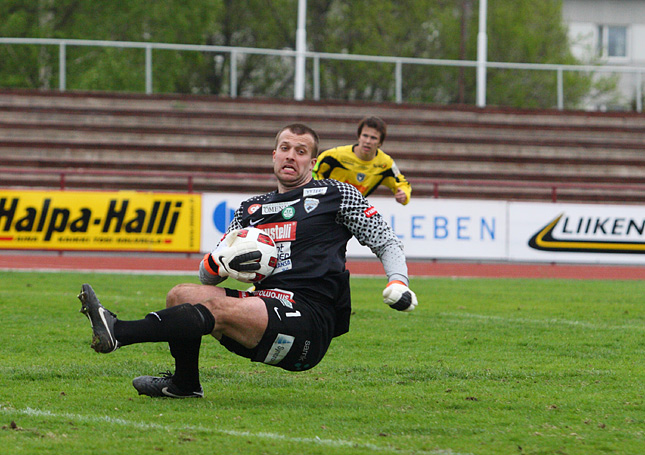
[313, 145, 411, 205]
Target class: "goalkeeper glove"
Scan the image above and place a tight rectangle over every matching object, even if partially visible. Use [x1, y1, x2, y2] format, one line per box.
[383, 280, 418, 312]
[202, 230, 261, 282]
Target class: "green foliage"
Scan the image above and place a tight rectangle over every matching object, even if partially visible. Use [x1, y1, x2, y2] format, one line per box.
[482, 0, 595, 108]
[1, 271, 644, 454]
[0, 0, 622, 108]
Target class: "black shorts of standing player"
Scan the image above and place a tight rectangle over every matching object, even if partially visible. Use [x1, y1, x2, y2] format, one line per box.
[219, 288, 336, 371]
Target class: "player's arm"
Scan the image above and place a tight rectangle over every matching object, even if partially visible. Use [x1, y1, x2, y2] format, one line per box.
[394, 178, 411, 205]
[383, 159, 411, 205]
[200, 255, 227, 285]
[337, 185, 417, 312]
[378, 244, 418, 312]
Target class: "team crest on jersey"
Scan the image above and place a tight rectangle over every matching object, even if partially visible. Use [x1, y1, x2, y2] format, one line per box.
[304, 198, 319, 213]
[356, 173, 366, 182]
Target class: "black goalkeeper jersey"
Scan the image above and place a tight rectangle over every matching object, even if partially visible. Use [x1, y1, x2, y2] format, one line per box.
[226, 179, 404, 337]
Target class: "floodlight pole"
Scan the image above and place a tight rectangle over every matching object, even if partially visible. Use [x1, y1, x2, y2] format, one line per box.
[294, 0, 307, 100]
[476, 0, 488, 107]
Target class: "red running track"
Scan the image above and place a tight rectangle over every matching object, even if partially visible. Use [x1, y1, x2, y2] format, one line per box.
[0, 254, 644, 280]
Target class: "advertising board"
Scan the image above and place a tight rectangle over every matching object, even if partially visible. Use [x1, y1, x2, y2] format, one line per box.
[201, 193, 508, 260]
[346, 197, 508, 259]
[509, 202, 645, 264]
[0, 190, 201, 252]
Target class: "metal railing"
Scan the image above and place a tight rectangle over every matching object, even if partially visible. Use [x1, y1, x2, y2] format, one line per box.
[0, 37, 643, 111]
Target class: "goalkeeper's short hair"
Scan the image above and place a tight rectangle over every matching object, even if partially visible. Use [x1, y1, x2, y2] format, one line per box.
[274, 123, 320, 157]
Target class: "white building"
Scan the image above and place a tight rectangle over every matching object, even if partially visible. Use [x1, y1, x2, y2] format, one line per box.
[562, 0, 645, 109]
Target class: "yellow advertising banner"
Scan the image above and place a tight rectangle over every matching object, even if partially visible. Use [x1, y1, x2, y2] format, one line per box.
[0, 190, 201, 252]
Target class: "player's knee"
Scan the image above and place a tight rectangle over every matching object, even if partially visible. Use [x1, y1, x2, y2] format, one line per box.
[166, 283, 194, 308]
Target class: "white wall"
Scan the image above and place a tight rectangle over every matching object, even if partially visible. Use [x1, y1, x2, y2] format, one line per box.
[562, 0, 645, 26]
[633, 24, 645, 61]
[562, 0, 645, 108]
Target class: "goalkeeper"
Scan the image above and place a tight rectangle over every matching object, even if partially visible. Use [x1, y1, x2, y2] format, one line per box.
[77, 123, 418, 398]
[313, 116, 412, 205]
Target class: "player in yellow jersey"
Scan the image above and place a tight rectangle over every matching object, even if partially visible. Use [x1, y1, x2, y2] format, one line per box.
[313, 116, 411, 205]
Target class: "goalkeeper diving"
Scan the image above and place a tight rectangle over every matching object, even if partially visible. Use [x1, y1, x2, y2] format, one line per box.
[76, 123, 418, 398]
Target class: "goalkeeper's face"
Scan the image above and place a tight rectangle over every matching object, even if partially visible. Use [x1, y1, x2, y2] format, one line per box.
[273, 130, 317, 192]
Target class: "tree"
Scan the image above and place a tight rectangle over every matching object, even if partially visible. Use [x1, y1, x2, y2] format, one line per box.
[0, 0, 218, 92]
[0, 0, 616, 109]
[306, 0, 602, 109]
[201, 0, 298, 97]
[482, 0, 594, 108]
[308, 0, 447, 102]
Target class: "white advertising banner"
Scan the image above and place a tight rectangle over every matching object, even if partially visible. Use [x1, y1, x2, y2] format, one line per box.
[200, 193, 250, 252]
[509, 202, 645, 264]
[201, 193, 508, 259]
[333, 197, 507, 260]
[201, 193, 644, 265]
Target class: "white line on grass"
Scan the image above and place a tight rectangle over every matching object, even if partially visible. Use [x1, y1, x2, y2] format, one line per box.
[440, 312, 645, 332]
[0, 406, 472, 455]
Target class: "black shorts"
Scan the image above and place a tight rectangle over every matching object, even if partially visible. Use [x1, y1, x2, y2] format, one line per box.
[219, 288, 336, 371]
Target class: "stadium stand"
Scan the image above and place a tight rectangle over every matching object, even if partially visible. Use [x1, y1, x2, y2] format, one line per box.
[1, 88, 644, 203]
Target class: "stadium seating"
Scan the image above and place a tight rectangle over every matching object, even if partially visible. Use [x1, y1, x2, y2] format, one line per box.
[1, 88, 644, 203]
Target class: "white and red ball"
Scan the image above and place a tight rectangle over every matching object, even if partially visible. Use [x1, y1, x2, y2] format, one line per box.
[226, 227, 278, 282]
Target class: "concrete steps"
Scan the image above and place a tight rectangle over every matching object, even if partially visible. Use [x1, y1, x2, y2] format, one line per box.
[1, 88, 644, 203]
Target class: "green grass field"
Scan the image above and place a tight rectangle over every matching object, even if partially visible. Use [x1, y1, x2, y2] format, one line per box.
[1, 270, 643, 455]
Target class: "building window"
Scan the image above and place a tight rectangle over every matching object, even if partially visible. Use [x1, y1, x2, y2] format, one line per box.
[597, 25, 627, 58]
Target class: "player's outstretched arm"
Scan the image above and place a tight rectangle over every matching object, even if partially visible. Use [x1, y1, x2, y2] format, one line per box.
[335, 182, 417, 311]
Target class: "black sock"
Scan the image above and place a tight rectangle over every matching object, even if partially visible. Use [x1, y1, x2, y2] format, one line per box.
[170, 337, 202, 391]
[114, 303, 215, 346]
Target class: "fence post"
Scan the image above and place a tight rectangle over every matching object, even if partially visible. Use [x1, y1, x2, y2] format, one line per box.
[557, 67, 564, 110]
[395, 60, 402, 104]
[294, 0, 307, 101]
[230, 50, 238, 98]
[313, 55, 320, 101]
[59, 42, 66, 92]
[637, 71, 643, 113]
[476, 0, 488, 108]
[145, 45, 153, 94]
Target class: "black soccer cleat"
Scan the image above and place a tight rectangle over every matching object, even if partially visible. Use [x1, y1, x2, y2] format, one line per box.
[132, 372, 204, 398]
[77, 283, 119, 353]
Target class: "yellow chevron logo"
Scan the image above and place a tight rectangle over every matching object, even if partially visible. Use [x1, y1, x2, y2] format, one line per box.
[528, 214, 645, 254]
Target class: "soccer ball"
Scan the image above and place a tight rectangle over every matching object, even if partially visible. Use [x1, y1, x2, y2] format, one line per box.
[225, 227, 278, 283]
